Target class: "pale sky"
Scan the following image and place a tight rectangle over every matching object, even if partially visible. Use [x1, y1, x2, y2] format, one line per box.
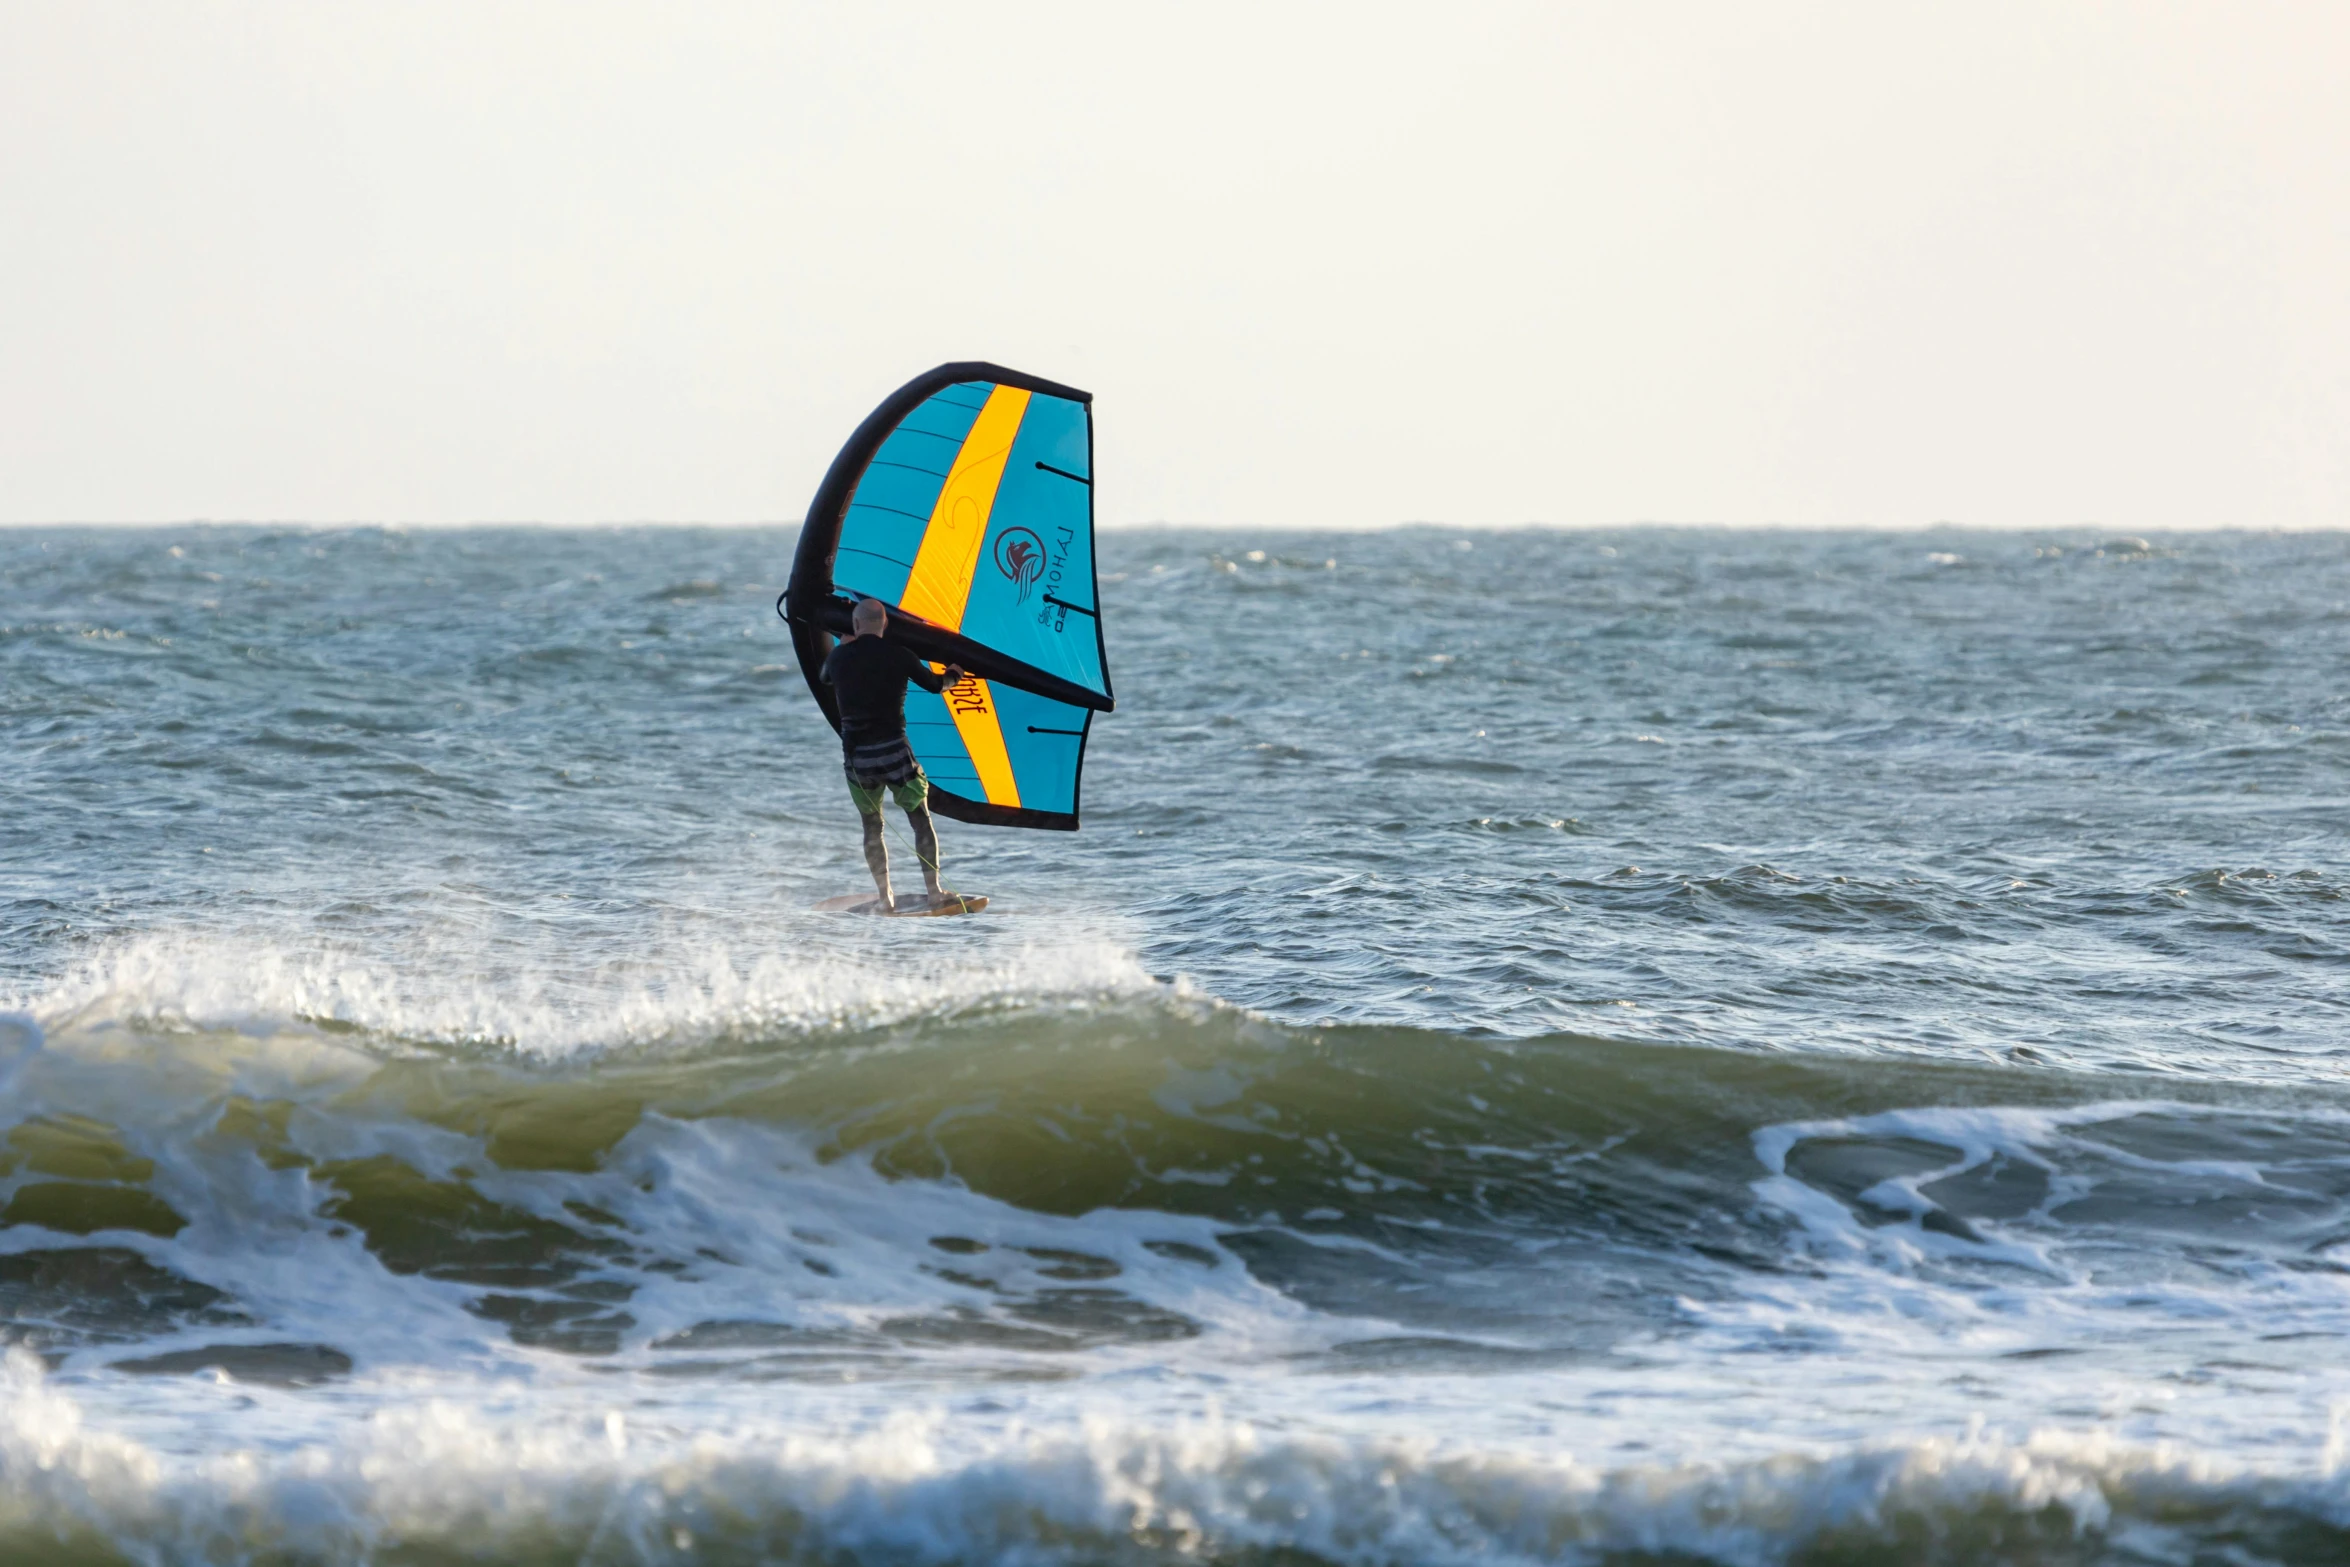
[2, 2, 2343, 528]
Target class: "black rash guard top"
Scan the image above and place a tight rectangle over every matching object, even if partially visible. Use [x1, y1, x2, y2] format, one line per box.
[820, 635, 947, 755]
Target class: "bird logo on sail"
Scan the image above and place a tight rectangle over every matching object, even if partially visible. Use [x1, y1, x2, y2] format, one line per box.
[995, 527, 1046, 603]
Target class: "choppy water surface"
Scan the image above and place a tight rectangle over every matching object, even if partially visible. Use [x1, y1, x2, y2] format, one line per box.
[4, 525, 2350, 1564]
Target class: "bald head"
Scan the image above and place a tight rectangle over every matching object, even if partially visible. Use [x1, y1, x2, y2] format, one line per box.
[851, 597, 887, 636]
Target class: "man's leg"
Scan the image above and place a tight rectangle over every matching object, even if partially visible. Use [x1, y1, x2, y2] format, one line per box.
[893, 772, 942, 898]
[860, 809, 893, 904]
[906, 805, 943, 898]
[848, 774, 892, 905]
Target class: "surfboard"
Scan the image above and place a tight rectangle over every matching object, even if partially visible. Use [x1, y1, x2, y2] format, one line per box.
[813, 892, 989, 918]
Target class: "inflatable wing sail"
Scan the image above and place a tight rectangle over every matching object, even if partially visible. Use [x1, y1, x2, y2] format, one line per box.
[784, 362, 1112, 831]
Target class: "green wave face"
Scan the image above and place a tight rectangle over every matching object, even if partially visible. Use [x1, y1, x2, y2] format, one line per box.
[10, 995, 2348, 1374]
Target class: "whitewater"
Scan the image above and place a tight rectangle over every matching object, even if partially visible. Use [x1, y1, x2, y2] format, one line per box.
[5, 525, 2350, 1564]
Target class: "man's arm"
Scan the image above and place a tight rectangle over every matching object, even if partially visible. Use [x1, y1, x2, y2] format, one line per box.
[904, 647, 965, 694]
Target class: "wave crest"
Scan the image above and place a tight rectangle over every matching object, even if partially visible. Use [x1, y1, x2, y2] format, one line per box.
[12, 924, 1162, 1059]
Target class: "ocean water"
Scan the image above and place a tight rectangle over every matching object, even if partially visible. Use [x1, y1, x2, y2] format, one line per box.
[4, 523, 2350, 1565]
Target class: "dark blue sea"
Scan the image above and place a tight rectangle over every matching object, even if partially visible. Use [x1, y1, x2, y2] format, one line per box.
[5, 524, 2350, 1564]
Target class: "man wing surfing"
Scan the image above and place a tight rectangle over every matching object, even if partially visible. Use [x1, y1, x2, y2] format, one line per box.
[820, 597, 966, 911]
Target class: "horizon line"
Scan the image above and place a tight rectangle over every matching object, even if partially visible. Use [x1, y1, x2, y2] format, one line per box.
[1, 518, 2339, 535]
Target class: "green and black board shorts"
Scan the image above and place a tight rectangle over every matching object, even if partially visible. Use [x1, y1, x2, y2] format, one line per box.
[844, 736, 929, 815]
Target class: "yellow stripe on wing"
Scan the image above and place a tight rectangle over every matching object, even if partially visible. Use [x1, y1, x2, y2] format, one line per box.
[936, 669, 1020, 808]
[899, 384, 1031, 633]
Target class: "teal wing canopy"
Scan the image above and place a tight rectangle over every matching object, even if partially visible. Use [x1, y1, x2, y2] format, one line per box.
[783, 363, 1111, 830]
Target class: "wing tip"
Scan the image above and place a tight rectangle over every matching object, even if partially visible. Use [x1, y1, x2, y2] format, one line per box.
[922, 361, 1092, 407]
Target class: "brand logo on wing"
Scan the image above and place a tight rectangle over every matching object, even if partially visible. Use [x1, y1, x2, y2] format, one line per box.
[994, 527, 1046, 603]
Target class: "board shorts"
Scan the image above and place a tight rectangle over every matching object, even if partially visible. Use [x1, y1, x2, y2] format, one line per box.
[843, 736, 929, 815]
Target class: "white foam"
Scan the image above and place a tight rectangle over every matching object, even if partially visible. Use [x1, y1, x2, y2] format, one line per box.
[10, 917, 1161, 1059]
[1701, 1100, 2350, 1376]
[7, 1348, 2346, 1563]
